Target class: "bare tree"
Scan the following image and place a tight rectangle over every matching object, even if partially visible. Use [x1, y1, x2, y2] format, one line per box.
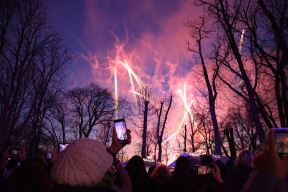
[0, 0, 69, 154]
[196, 0, 288, 142]
[67, 83, 115, 138]
[96, 121, 113, 146]
[196, 112, 215, 154]
[136, 86, 154, 158]
[223, 104, 257, 152]
[188, 112, 200, 152]
[244, 0, 288, 127]
[187, 16, 222, 155]
[197, 0, 266, 142]
[46, 93, 69, 144]
[42, 116, 62, 148]
[155, 94, 173, 162]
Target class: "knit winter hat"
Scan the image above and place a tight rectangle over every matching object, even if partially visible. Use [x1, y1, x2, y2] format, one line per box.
[51, 138, 113, 187]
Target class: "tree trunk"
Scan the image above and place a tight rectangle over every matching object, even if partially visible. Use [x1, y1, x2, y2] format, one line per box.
[280, 71, 288, 127]
[224, 128, 237, 160]
[27, 134, 40, 159]
[221, 143, 229, 157]
[189, 116, 196, 152]
[184, 125, 187, 152]
[61, 124, 66, 143]
[212, 0, 266, 143]
[155, 102, 163, 162]
[157, 139, 162, 162]
[157, 95, 172, 162]
[192, 20, 222, 155]
[141, 100, 149, 158]
[210, 105, 222, 155]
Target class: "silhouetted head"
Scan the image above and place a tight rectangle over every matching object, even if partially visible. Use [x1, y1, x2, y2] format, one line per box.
[148, 164, 156, 175]
[175, 156, 189, 176]
[200, 155, 214, 166]
[126, 155, 147, 176]
[226, 158, 235, 169]
[51, 138, 115, 189]
[151, 164, 171, 187]
[237, 150, 253, 168]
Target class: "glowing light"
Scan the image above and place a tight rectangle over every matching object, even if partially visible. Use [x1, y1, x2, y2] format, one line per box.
[129, 90, 144, 98]
[178, 84, 193, 121]
[114, 67, 119, 119]
[237, 29, 245, 87]
[128, 70, 137, 100]
[239, 29, 245, 54]
[119, 60, 143, 100]
[162, 84, 195, 145]
[119, 61, 142, 86]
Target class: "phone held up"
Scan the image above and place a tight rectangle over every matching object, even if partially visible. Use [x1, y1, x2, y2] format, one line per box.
[272, 128, 288, 159]
[114, 119, 129, 144]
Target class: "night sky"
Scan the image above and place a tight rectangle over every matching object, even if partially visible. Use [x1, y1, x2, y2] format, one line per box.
[46, 0, 205, 158]
[46, 0, 199, 88]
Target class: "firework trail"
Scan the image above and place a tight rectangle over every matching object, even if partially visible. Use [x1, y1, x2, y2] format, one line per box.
[119, 61, 142, 87]
[237, 29, 245, 87]
[178, 84, 193, 121]
[162, 84, 194, 145]
[162, 100, 193, 145]
[239, 29, 245, 55]
[130, 90, 144, 98]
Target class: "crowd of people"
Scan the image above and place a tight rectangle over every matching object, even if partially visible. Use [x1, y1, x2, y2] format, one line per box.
[0, 130, 287, 192]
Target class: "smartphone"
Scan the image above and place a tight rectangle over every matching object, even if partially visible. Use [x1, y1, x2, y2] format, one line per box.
[114, 119, 128, 143]
[197, 165, 212, 175]
[272, 128, 288, 158]
[58, 143, 69, 152]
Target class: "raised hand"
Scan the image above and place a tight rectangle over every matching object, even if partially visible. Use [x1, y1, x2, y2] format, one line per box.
[108, 128, 131, 155]
[254, 130, 288, 180]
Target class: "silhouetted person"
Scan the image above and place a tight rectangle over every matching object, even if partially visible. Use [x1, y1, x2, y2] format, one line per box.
[241, 130, 288, 191]
[225, 150, 253, 192]
[148, 164, 156, 176]
[150, 164, 171, 192]
[52, 128, 132, 192]
[0, 159, 53, 192]
[125, 155, 157, 192]
[166, 156, 196, 192]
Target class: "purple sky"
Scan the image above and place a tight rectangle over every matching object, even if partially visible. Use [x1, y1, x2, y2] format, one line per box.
[46, 0, 199, 89]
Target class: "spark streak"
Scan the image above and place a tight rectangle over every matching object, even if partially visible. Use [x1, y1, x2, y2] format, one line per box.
[239, 29, 245, 54]
[128, 70, 137, 100]
[162, 100, 193, 144]
[129, 90, 144, 98]
[162, 84, 194, 145]
[178, 84, 193, 121]
[119, 61, 142, 86]
[119, 61, 143, 100]
[238, 29, 245, 87]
